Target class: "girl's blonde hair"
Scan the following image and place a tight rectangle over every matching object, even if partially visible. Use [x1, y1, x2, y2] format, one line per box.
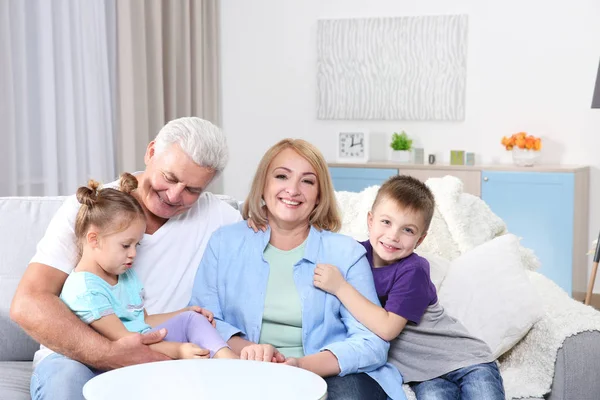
[242, 139, 341, 232]
[74, 173, 145, 249]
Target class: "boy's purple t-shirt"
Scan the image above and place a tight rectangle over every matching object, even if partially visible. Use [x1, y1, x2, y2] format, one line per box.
[360, 240, 436, 324]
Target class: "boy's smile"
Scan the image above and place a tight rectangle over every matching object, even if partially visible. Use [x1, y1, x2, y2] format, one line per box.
[367, 196, 427, 268]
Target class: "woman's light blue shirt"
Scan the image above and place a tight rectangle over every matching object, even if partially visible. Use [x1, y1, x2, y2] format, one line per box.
[190, 221, 405, 400]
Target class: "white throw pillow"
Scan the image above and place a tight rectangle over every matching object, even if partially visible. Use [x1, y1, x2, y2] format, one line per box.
[415, 251, 451, 291]
[438, 234, 544, 359]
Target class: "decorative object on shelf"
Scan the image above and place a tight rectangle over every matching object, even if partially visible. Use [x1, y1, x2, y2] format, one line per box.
[413, 148, 425, 164]
[316, 15, 468, 121]
[428, 154, 436, 165]
[337, 132, 369, 163]
[501, 132, 542, 167]
[450, 150, 465, 165]
[389, 131, 412, 163]
[466, 152, 475, 166]
[511, 148, 542, 167]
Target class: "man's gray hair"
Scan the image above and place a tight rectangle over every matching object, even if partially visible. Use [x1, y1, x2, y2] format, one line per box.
[154, 117, 228, 173]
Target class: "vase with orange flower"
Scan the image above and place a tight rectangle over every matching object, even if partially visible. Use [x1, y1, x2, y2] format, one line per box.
[501, 132, 542, 167]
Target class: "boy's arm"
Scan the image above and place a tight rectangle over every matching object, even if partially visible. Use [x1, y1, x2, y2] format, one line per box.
[314, 264, 407, 341]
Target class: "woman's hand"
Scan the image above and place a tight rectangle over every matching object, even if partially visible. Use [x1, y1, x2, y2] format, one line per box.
[184, 305, 215, 327]
[247, 216, 268, 233]
[240, 343, 285, 363]
[313, 264, 347, 295]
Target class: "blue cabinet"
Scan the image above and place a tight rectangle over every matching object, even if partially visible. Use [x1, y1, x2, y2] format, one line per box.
[329, 167, 398, 192]
[481, 171, 576, 295]
[328, 163, 589, 298]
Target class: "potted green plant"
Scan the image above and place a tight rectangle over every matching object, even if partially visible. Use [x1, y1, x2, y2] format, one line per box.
[389, 131, 413, 163]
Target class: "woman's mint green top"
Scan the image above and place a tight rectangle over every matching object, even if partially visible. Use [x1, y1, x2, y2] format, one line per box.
[258, 240, 306, 358]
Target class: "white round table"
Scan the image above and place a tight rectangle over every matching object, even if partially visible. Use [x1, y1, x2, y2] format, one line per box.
[83, 359, 328, 400]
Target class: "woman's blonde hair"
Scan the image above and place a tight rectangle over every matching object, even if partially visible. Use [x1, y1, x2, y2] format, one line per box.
[242, 139, 341, 232]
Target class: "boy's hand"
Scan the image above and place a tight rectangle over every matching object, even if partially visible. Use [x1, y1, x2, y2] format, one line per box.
[313, 264, 346, 295]
[184, 305, 216, 327]
[178, 343, 210, 359]
[247, 216, 267, 232]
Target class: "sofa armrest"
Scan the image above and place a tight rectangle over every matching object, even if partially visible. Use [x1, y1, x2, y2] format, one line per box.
[0, 315, 38, 362]
[548, 330, 600, 400]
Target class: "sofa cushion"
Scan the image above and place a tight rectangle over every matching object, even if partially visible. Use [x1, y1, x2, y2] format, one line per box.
[0, 361, 32, 399]
[414, 251, 450, 291]
[0, 197, 65, 361]
[438, 234, 544, 359]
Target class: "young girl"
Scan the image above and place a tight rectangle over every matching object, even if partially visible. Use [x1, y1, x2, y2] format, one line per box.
[60, 173, 237, 360]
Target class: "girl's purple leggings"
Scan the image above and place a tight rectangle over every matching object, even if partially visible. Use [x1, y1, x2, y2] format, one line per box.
[151, 311, 229, 357]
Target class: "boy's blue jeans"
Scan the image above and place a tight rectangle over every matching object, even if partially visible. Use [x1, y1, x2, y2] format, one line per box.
[30, 353, 100, 400]
[409, 362, 505, 400]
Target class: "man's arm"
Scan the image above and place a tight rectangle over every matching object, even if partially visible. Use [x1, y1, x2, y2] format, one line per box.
[10, 263, 168, 370]
[90, 313, 202, 360]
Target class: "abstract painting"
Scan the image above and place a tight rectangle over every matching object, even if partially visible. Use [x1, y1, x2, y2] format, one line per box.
[317, 15, 468, 120]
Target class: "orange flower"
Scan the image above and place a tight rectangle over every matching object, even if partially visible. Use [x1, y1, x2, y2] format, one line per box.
[501, 132, 542, 151]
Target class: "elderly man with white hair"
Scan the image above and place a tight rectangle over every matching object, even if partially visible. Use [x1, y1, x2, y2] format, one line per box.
[10, 117, 242, 399]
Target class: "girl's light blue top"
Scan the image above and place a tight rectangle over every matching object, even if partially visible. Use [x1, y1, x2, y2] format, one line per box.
[60, 269, 151, 334]
[190, 221, 405, 400]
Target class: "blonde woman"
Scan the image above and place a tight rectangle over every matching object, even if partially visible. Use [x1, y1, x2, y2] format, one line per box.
[190, 139, 406, 400]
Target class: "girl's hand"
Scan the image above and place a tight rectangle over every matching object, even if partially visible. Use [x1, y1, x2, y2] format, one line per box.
[184, 306, 216, 327]
[313, 264, 346, 295]
[178, 343, 210, 359]
[240, 344, 285, 363]
[283, 357, 299, 367]
[247, 216, 267, 233]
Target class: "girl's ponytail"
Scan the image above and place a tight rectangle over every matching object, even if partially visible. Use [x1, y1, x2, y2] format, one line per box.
[119, 173, 138, 195]
[76, 180, 100, 209]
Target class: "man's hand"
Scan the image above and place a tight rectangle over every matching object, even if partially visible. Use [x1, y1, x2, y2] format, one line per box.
[240, 344, 285, 363]
[313, 264, 346, 295]
[184, 305, 215, 327]
[178, 343, 211, 359]
[104, 328, 170, 370]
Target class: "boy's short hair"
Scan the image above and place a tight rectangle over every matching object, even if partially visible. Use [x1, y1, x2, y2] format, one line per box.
[372, 175, 436, 231]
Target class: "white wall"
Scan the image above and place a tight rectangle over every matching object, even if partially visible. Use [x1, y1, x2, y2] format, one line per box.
[220, 1, 600, 286]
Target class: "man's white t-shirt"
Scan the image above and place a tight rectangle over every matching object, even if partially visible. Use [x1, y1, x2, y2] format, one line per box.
[31, 178, 242, 366]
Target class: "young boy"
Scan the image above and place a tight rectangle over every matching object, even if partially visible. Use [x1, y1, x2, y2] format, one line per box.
[313, 175, 505, 399]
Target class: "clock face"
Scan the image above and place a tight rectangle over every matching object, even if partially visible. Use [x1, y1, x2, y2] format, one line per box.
[338, 132, 366, 159]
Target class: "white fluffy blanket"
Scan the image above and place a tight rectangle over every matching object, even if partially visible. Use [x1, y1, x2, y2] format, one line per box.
[499, 271, 600, 399]
[335, 176, 600, 400]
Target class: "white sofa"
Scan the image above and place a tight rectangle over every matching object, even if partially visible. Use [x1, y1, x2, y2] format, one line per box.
[2, 182, 600, 400]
